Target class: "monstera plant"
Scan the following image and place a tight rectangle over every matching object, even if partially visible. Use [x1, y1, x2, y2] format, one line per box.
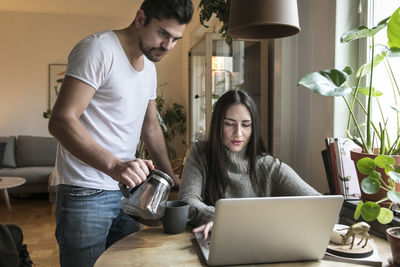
[298, 6, 400, 224]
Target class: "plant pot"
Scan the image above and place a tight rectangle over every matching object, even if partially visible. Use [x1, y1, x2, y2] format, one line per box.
[386, 227, 400, 265]
[350, 148, 400, 204]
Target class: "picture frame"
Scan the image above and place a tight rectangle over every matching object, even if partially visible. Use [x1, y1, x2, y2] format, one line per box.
[49, 64, 67, 109]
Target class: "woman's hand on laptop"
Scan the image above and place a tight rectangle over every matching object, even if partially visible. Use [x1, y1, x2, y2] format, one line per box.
[193, 221, 213, 240]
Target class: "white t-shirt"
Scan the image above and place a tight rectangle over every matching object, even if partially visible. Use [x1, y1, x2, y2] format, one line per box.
[54, 31, 157, 190]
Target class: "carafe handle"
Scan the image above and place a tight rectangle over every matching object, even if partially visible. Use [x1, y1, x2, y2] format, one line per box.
[118, 183, 132, 198]
[118, 170, 153, 198]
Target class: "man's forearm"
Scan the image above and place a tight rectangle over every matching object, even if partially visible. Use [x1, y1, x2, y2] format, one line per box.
[142, 128, 176, 183]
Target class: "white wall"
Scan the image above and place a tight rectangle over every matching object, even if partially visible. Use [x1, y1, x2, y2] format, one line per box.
[0, 11, 130, 136]
[273, 0, 337, 194]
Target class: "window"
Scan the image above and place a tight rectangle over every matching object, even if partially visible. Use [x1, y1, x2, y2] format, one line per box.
[368, 0, 400, 145]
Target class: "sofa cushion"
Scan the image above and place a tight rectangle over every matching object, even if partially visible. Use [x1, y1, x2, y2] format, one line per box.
[0, 142, 6, 167]
[0, 136, 16, 168]
[0, 166, 54, 185]
[16, 136, 57, 167]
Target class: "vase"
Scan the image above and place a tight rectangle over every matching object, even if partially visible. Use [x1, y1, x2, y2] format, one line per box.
[350, 148, 400, 204]
[386, 227, 400, 266]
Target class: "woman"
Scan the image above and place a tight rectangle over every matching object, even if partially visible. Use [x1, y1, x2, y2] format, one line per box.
[178, 90, 320, 239]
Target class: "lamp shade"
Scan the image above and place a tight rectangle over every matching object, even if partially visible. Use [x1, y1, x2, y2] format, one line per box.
[227, 0, 300, 39]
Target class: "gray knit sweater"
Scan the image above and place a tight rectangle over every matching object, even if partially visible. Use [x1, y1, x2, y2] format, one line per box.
[178, 141, 320, 227]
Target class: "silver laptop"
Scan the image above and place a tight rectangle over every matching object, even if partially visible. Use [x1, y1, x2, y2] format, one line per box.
[195, 195, 344, 266]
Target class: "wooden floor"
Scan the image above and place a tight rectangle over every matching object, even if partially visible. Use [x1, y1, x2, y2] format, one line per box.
[0, 191, 180, 267]
[0, 194, 59, 267]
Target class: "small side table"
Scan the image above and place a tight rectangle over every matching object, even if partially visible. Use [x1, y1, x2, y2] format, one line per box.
[0, 177, 26, 211]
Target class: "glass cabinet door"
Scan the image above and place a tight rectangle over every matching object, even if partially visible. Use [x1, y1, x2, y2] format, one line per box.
[189, 35, 207, 142]
[189, 33, 268, 146]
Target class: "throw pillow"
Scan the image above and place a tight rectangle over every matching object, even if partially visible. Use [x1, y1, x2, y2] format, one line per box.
[16, 136, 57, 167]
[0, 136, 16, 168]
[0, 142, 6, 168]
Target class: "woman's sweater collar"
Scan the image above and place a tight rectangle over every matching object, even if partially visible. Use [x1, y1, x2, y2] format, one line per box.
[225, 146, 248, 172]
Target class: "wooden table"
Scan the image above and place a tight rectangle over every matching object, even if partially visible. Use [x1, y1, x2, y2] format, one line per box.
[95, 226, 393, 267]
[0, 177, 26, 211]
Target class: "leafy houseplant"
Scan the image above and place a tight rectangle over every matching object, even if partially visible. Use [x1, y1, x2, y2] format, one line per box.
[155, 96, 186, 159]
[354, 154, 400, 224]
[198, 0, 232, 44]
[299, 7, 400, 155]
[354, 154, 400, 266]
[43, 109, 52, 119]
[298, 6, 400, 225]
[298, 7, 400, 203]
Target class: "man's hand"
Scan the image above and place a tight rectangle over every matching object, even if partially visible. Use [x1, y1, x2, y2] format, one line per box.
[110, 159, 154, 188]
[193, 221, 213, 240]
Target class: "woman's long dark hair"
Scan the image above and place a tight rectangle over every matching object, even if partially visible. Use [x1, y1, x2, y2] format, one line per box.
[205, 90, 267, 205]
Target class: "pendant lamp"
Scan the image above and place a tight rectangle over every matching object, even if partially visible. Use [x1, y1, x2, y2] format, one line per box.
[227, 0, 300, 39]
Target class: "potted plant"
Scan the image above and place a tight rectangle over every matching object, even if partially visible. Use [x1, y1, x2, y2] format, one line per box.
[155, 95, 186, 159]
[353, 154, 400, 223]
[298, 7, 400, 155]
[298, 6, 400, 200]
[298, 6, 400, 262]
[353, 146, 400, 263]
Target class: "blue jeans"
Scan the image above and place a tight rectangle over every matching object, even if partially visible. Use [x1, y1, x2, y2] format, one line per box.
[55, 184, 139, 267]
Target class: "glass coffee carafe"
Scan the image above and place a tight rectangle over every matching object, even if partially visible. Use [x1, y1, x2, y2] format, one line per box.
[119, 169, 174, 226]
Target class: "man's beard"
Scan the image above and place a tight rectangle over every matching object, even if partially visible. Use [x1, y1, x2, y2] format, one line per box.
[139, 37, 168, 62]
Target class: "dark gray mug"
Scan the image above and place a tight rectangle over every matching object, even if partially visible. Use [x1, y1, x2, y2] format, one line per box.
[161, 200, 189, 234]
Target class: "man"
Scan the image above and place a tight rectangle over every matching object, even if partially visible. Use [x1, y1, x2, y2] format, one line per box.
[48, 1, 194, 266]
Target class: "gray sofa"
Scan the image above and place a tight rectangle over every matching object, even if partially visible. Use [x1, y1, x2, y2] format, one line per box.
[0, 135, 57, 195]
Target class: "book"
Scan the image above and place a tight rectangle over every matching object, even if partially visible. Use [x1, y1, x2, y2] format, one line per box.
[323, 138, 340, 195]
[329, 140, 340, 194]
[334, 138, 361, 199]
[321, 149, 336, 195]
[324, 138, 361, 199]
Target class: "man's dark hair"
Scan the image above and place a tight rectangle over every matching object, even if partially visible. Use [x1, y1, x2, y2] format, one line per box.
[140, 0, 194, 26]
